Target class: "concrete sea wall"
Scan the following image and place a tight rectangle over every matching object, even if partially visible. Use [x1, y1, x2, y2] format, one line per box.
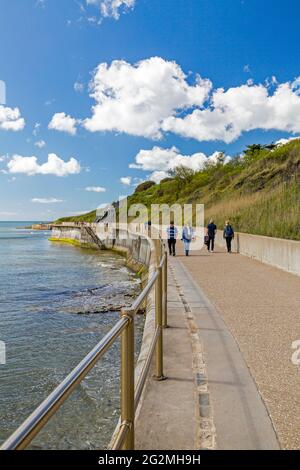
[215, 231, 300, 277]
[50, 224, 158, 444]
[50, 225, 98, 249]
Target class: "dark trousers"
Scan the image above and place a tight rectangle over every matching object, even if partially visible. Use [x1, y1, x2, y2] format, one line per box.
[207, 236, 215, 251]
[226, 236, 233, 252]
[168, 239, 176, 255]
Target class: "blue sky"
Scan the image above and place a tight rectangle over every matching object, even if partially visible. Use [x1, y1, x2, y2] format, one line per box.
[0, 0, 300, 220]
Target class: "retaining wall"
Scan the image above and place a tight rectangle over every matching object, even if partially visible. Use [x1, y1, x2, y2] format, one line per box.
[215, 231, 300, 277]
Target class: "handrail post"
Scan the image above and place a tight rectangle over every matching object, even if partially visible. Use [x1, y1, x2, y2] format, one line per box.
[120, 309, 135, 450]
[155, 265, 165, 380]
[154, 238, 160, 265]
[163, 251, 168, 328]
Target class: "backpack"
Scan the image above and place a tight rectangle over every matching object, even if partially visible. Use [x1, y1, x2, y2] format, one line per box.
[224, 225, 233, 237]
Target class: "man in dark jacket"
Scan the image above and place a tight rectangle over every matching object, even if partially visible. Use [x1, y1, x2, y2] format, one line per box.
[207, 219, 217, 252]
[223, 221, 234, 253]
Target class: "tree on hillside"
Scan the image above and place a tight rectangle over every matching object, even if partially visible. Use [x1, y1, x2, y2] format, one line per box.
[245, 144, 264, 155]
[168, 165, 195, 198]
[264, 143, 277, 151]
[243, 144, 266, 165]
[168, 165, 195, 184]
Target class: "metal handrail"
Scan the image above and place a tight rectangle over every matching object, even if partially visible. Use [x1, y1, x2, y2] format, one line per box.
[1, 232, 168, 451]
[1, 318, 129, 450]
[128, 270, 159, 315]
[134, 326, 160, 411]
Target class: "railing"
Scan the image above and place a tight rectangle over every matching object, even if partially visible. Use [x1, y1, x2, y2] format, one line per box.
[0, 232, 168, 451]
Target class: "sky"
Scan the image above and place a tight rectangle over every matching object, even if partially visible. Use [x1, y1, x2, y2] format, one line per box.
[0, 0, 300, 220]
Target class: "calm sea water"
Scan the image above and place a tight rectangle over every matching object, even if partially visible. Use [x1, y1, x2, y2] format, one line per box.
[0, 222, 142, 449]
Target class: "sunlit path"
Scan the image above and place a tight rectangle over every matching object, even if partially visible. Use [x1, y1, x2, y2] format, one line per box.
[178, 244, 300, 449]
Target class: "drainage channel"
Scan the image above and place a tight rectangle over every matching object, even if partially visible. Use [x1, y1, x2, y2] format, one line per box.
[169, 262, 217, 450]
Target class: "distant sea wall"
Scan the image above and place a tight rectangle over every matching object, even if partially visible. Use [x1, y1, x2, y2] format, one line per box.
[215, 231, 300, 277]
[50, 225, 98, 249]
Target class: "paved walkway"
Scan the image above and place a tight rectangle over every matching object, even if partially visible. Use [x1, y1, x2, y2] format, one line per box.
[135, 245, 292, 450]
[135, 263, 199, 450]
[179, 246, 300, 450]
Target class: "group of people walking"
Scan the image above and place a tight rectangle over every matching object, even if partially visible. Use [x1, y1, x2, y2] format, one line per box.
[206, 219, 234, 253]
[166, 219, 234, 256]
[166, 222, 194, 257]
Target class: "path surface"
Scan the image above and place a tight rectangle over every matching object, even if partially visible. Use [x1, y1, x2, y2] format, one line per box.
[136, 245, 284, 450]
[135, 265, 198, 450]
[179, 245, 300, 450]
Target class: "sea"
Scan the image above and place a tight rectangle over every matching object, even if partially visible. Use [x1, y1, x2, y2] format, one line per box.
[0, 222, 143, 449]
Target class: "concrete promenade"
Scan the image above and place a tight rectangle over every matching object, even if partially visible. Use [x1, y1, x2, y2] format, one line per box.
[136, 244, 300, 450]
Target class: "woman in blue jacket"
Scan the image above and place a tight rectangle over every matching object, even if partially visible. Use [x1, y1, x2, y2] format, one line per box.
[223, 221, 234, 253]
[182, 224, 194, 256]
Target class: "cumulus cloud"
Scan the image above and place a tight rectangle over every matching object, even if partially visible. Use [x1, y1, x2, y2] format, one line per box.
[130, 146, 231, 182]
[84, 57, 212, 138]
[62, 57, 300, 143]
[48, 112, 78, 135]
[86, 0, 136, 19]
[120, 176, 132, 186]
[7, 153, 81, 177]
[31, 198, 63, 204]
[85, 186, 106, 192]
[0, 105, 25, 131]
[162, 80, 300, 143]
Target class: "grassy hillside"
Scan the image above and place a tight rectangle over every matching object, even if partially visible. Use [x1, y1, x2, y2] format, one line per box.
[55, 210, 97, 224]
[56, 139, 300, 240]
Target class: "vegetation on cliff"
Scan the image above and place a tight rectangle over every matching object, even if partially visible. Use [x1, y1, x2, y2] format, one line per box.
[55, 209, 97, 224]
[56, 139, 300, 240]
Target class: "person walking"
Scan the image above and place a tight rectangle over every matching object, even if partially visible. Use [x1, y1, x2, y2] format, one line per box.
[182, 224, 193, 256]
[223, 220, 234, 253]
[207, 219, 217, 252]
[167, 221, 178, 256]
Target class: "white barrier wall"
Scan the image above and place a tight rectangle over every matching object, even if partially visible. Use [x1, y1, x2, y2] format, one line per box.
[215, 231, 300, 277]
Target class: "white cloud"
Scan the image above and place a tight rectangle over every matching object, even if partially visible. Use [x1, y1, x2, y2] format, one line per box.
[84, 57, 211, 138]
[149, 171, 169, 184]
[162, 80, 300, 143]
[48, 112, 78, 135]
[85, 186, 106, 192]
[120, 176, 132, 186]
[74, 82, 84, 93]
[275, 136, 300, 146]
[0, 105, 25, 131]
[34, 140, 46, 148]
[7, 153, 81, 177]
[130, 146, 231, 183]
[66, 57, 300, 143]
[86, 0, 135, 19]
[31, 198, 63, 204]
